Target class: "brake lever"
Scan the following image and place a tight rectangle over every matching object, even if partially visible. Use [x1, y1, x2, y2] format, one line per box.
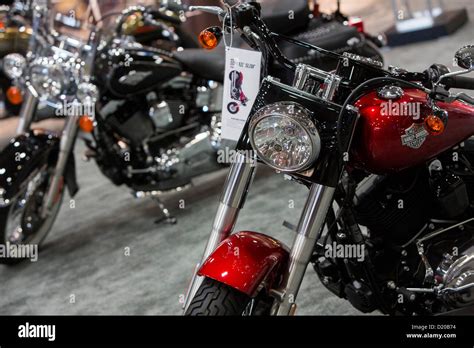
[457, 93, 474, 105]
[188, 6, 227, 19]
[430, 84, 474, 104]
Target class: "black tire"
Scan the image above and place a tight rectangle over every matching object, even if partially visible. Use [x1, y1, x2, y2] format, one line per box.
[185, 278, 272, 316]
[0, 169, 65, 265]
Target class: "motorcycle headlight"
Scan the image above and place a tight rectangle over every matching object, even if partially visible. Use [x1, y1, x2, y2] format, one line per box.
[3, 53, 26, 80]
[30, 57, 69, 99]
[249, 102, 321, 172]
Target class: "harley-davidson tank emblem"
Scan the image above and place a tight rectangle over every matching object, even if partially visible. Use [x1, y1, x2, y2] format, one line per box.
[401, 123, 429, 149]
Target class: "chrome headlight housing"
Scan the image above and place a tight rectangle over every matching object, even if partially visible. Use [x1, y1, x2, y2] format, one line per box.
[249, 102, 321, 172]
[3, 53, 27, 80]
[30, 56, 71, 100]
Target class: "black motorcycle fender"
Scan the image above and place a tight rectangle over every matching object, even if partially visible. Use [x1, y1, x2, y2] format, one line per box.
[0, 131, 78, 204]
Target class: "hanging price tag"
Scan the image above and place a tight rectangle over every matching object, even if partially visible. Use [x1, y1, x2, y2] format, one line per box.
[221, 47, 262, 141]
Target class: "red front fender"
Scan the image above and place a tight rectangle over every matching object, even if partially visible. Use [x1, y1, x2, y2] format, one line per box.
[198, 231, 289, 297]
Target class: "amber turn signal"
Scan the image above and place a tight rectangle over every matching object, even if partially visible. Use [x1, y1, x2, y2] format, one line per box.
[424, 115, 445, 136]
[6, 86, 23, 105]
[78, 115, 94, 133]
[198, 26, 222, 50]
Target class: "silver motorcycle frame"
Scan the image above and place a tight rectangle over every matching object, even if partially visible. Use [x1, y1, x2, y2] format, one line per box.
[183, 151, 336, 315]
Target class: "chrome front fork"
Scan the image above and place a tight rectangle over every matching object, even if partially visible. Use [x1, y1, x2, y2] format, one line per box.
[14, 83, 78, 217]
[183, 153, 257, 312]
[182, 155, 335, 316]
[41, 116, 79, 218]
[42, 116, 79, 218]
[16, 84, 39, 135]
[272, 184, 335, 315]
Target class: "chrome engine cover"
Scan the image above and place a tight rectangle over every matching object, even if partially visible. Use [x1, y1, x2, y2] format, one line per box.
[441, 246, 474, 307]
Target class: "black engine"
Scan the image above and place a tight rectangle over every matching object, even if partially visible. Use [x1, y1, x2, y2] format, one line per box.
[313, 139, 474, 315]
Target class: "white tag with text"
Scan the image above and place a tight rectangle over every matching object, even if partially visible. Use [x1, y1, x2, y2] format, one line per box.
[221, 47, 262, 141]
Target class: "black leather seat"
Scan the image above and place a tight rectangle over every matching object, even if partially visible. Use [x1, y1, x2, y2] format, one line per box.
[173, 48, 225, 82]
[260, 0, 311, 35]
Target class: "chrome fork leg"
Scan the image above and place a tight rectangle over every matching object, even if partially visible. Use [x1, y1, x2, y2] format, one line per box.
[272, 184, 335, 315]
[16, 84, 39, 135]
[41, 117, 79, 217]
[183, 153, 256, 312]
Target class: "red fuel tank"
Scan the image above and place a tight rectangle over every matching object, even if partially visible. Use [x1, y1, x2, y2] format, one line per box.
[351, 88, 474, 174]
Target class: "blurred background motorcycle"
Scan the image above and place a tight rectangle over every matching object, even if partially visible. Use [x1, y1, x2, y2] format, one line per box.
[0, 0, 31, 119]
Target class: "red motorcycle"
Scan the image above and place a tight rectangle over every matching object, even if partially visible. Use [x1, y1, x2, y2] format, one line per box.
[183, 2, 474, 316]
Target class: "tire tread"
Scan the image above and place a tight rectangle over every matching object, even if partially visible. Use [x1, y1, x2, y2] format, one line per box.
[185, 278, 249, 316]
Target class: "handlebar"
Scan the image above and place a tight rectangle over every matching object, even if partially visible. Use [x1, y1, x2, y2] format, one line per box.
[189, 3, 296, 71]
[191, 2, 474, 107]
[441, 75, 474, 90]
[423, 64, 474, 105]
[188, 6, 225, 17]
[114, 3, 188, 36]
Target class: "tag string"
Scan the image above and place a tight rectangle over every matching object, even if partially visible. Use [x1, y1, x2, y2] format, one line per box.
[222, 1, 240, 51]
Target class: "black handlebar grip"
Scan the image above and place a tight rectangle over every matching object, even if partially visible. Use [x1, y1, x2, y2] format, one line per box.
[442, 75, 474, 90]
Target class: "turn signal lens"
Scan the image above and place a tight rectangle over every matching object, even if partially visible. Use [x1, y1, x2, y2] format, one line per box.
[198, 27, 222, 50]
[424, 115, 445, 136]
[6, 86, 23, 105]
[78, 115, 94, 133]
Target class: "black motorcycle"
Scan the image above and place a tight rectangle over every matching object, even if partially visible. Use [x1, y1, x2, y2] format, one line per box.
[0, 1, 228, 264]
[0, 1, 31, 119]
[255, 0, 384, 82]
[0, 0, 385, 264]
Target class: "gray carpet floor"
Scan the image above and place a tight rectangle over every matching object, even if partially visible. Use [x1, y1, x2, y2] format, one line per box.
[0, 0, 473, 315]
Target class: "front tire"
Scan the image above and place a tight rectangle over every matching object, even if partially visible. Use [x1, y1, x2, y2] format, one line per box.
[0, 167, 64, 265]
[185, 278, 273, 316]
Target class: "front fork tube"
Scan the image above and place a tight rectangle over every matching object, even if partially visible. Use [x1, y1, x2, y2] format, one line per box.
[41, 116, 79, 218]
[272, 184, 336, 315]
[16, 84, 39, 135]
[183, 153, 256, 312]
